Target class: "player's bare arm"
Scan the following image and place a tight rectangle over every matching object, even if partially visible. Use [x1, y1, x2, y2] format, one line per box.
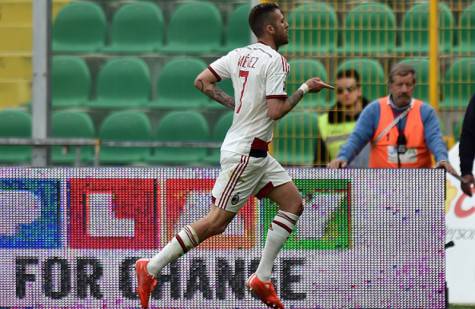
[194, 69, 235, 110]
[267, 77, 334, 120]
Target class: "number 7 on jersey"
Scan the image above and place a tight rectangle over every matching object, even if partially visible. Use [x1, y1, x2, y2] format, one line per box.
[237, 70, 249, 113]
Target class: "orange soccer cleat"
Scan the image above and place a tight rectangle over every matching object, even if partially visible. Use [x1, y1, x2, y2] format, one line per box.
[135, 258, 158, 309]
[246, 273, 285, 309]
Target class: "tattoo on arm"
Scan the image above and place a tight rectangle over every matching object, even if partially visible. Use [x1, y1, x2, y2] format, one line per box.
[199, 81, 235, 110]
[286, 90, 304, 110]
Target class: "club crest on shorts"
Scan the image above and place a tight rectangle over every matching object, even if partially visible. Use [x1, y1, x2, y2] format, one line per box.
[231, 192, 240, 205]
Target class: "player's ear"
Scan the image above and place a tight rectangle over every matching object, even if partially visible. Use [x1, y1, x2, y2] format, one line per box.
[266, 23, 275, 35]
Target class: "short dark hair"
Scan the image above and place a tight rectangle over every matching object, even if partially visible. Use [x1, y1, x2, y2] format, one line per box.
[248, 2, 280, 37]
[389, 63, 416, 84]
[336, 69, 360, 85]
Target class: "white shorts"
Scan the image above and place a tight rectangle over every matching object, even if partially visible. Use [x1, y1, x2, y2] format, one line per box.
[212, 150, 292, 212]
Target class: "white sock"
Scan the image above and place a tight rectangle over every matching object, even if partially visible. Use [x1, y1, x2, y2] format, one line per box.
[256, 210, 299, 282]
[147, 225, 200, 277]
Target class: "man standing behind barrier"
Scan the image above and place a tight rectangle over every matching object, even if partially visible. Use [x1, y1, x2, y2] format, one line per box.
[459, 93, 475, 196]
[328, 63, 456, 175]
[314, 69, 369, 167]
[134, 3, 333, 309]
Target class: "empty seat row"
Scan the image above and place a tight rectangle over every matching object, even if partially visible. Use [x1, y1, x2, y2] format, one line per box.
[0, 107, 463, 167]
[52, 55, 228, 110]
[0, 109, 233, 166]
[54, 56, 364, 110]
[4, 54, 473, 111]
[284, 1, 474, 55]
[53, 1, 249, 53]
[0, 108, 322, 167]
[3, 54, 474, 111]
[51, 55, 475, 112]
[51, 1, 475, 55]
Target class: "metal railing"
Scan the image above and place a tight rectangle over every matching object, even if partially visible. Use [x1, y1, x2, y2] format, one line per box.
[0, 138, 221, 166]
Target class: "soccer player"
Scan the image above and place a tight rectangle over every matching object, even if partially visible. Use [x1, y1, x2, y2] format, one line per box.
[135, 3, 333, 308]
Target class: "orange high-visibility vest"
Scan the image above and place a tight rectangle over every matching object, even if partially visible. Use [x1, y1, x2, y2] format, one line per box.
[369, 96, 432, 168]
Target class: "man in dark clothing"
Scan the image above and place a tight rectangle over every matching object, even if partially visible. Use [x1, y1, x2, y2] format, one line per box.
[314, 69, 369, 167]
[459, 93, 475, 196]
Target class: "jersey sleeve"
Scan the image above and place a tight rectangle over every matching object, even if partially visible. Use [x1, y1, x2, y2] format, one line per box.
[265, 55, 289, 99]
[208, 52, 233, 81]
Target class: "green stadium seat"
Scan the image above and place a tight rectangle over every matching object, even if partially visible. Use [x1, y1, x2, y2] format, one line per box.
[273, 112, 318, 166]
[90, 57, 150, 109]
[287, 59, 329, 111]
[104, 2, 164, 53]
[147, 111, 210, 166]
[281, 2, 337, 55]
[398, 58, 430, 103]
[52, 1, 106, 52]
[204, 111, 233, 165]
[441, 58, 475, 110]
[456, 2, 475, 53]
[151, 57, 208, 109]
[341, 2, 396, 54]
[52, 56, 91, 109]
[398, 2, 454, 54]
[0, 109, 31, 164]
[220, 4, 250, 52]
[99, 110, 151, 165]
[162, 1, 222, 54]
[337, 58, 386, 101]
[51, 111, 95, 165]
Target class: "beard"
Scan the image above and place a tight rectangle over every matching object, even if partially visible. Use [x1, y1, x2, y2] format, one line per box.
[275, 34, 288, 48]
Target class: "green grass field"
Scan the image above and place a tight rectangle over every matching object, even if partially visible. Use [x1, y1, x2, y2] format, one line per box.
[450, 305, 475, 309]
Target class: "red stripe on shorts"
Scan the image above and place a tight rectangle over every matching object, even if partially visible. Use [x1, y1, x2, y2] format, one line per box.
[219, 155, 249, 209]
[218, 155, 244, 209]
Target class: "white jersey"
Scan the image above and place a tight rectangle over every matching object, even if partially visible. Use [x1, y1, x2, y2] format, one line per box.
[209, 42, 290, 155]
